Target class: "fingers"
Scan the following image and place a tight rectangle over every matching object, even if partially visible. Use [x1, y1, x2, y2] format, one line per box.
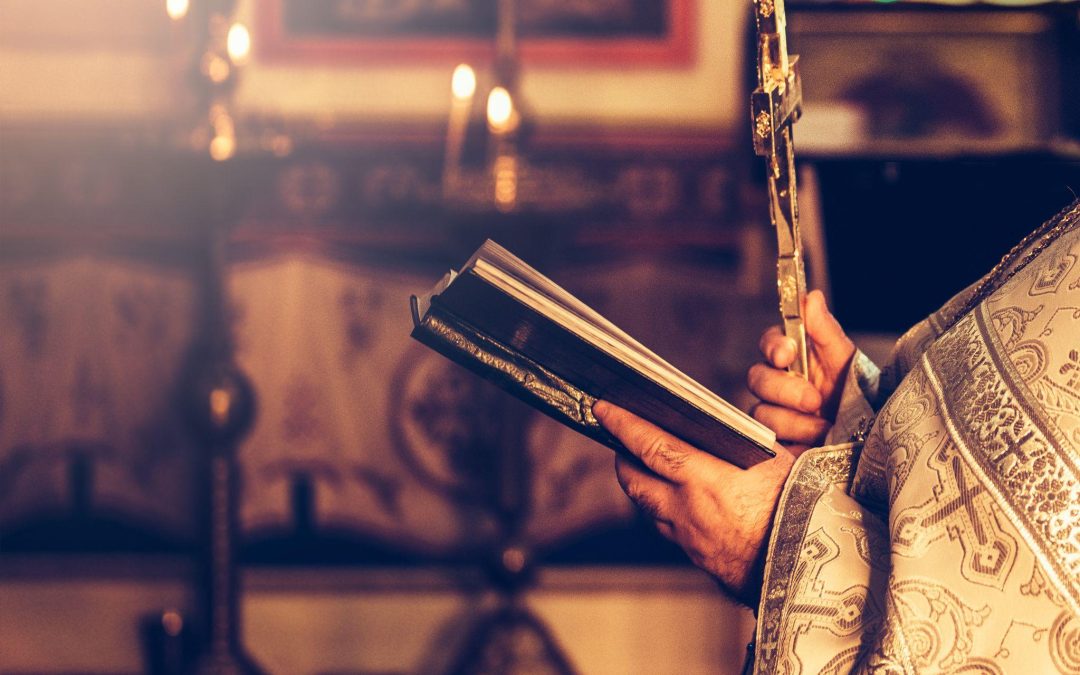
[614, 456, 673, 527]
[759, 325, 797, 369]
[760, 291, 855, 377]
[804, 290, 855, 373]
[594, 400, 701, 483]
[750, 402, 830, 445]
[747, 362, 822, 413]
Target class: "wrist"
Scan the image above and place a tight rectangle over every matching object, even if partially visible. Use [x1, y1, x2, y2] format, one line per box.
[719, 448, 794, 606]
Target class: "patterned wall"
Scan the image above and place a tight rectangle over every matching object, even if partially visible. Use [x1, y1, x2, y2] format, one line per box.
[0, 129, 773, 565]
[0, 253, 200, 542]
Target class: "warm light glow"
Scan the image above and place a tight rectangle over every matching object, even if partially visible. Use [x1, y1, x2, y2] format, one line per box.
[210, 135, 235, 161]
[227, 23, 252, 63]
[165, 0, 189, 20]
[209, 105, 234, 132]
[209, 104, 232, 126]
[161, 611, 184, 637]
[202, 52, 231, 84]
[266, 133, 293, 157]
[209, 387, 232, 420]
[487, 87, 514, 132]
[209, 107, 237, 162]
[494, 155, 517, 211]
[451, 64, 476, 101]
[501, 546, 526, 573]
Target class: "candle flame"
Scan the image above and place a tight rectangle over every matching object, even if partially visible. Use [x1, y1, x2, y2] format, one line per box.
[487, 87, 514, 132]
[227, 23, 252, 64]
[166, 0, 189, 20]
[451, 64, 476, 101]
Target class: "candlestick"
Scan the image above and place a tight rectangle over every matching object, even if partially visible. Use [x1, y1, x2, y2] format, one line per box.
[444, 63, 476, 190]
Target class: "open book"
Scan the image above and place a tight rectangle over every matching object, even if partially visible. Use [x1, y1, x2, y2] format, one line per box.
[409, 240, 776, 469]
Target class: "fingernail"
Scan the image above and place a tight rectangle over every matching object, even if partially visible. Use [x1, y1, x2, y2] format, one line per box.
[593, 400, 610, 420]
[774, 338, 795, 364]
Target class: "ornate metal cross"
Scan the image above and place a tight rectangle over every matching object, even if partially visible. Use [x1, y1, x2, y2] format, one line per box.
[751, 0, 808, 379]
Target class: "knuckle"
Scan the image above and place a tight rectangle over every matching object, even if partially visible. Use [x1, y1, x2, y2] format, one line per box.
[746, 364, 765, 394]
[751, 402, 774, 428]
[641, 435, 689, 473]
[775, 412, 827, 445]
[804, 416, 829, 443]
[781, 376, 810, 409]
[779, 376, 799, 404]
[799, 414, 820, 434]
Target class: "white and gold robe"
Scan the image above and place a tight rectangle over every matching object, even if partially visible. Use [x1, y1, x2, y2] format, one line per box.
[754, 200, 1080, 674]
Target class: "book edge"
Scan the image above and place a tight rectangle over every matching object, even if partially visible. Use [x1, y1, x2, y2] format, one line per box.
[465, 260, 770, 446]
[411, 300, 775, 468]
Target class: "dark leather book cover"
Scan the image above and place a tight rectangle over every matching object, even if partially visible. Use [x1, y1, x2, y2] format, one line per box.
[410, 265, 775, 470]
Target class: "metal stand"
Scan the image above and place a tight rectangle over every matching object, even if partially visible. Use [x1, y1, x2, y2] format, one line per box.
[181, 163, 263, 675]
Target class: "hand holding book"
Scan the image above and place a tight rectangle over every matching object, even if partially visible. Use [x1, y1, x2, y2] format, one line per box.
[587, 289, 856, 604]
[410, 240, 777, 469]
[595, 399, 794, 604]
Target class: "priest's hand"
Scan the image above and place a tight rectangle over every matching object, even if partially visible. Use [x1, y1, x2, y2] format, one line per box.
[748, 289, 855, 450]
[594, 400, 794, 607]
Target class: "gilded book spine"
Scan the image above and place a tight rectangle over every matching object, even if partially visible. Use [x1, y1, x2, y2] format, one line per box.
[410, 302, 626, 455]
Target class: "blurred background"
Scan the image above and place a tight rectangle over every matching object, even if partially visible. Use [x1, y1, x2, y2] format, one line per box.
[1, 1, 1078, 673]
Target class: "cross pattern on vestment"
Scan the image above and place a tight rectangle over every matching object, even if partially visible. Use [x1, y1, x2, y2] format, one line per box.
[892, 450, 1018, 589]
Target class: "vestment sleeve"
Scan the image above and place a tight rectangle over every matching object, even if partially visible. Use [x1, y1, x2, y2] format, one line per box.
[825, 351, 880, 445]
[826, 273, 984, 445]
[753, 201, 1080, 673]
[753, 443, 889, 674]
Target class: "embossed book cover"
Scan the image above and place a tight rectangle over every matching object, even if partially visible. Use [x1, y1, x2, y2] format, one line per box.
[409, 240, 776, 469]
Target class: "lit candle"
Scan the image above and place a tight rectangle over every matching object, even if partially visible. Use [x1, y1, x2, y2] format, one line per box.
[486, 86, 518, 211]
[165, 0, 189, 21]
[444, 64, 476, 188]
[227, 22, 252, 64]
[486, 86, 515, 135]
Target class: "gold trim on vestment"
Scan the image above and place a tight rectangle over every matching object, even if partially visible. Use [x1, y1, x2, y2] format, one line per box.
[922, 307, 1080, 617]
[754, 443, 860, 673]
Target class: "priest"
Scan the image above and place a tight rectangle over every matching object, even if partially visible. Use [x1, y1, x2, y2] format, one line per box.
[595, 198, 1080, 673]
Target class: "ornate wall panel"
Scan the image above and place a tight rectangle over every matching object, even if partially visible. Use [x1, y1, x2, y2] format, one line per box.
[0, 252, 200, 545]
[257, 0, 693, 65]
[0, 128, 766, 566]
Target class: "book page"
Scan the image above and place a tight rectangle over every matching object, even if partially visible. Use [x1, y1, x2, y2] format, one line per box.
[464, 242, 771, 446]
[471, 241, 667, 369]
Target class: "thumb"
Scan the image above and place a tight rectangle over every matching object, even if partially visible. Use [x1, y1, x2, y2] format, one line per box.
[804, 290, 855, 373]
